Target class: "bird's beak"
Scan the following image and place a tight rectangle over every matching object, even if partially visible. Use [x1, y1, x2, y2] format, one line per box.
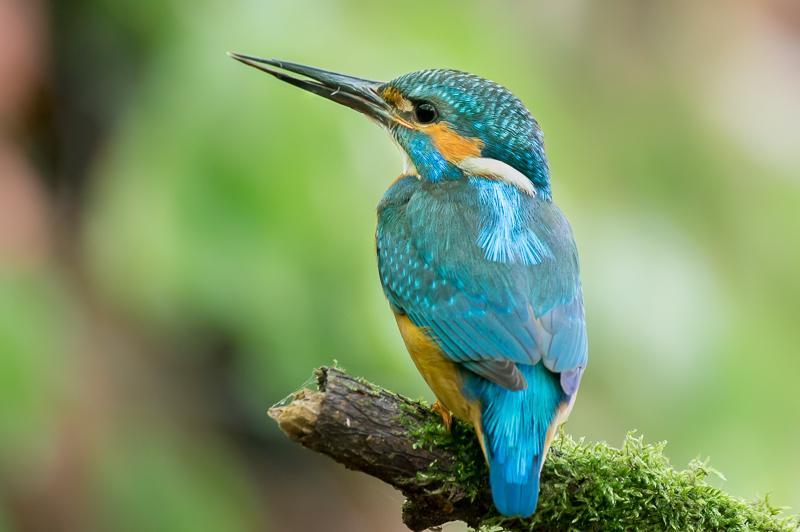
[229, 53, 392, 126]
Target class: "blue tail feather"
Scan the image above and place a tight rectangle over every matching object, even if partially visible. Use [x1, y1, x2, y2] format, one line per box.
[489, 452, 542, 517]
[466, 363, 565, 517]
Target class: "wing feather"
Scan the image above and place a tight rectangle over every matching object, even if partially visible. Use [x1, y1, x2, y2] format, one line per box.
[378, 177, 587, 393]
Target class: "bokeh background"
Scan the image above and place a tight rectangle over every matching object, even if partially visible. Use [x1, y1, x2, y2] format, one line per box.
[1, 0, 799, 530]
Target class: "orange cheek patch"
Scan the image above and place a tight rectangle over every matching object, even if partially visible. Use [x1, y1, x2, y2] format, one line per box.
[427, 123, 484, 163]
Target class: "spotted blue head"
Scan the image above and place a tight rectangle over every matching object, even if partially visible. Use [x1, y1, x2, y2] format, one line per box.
[229, 54, 551, 197]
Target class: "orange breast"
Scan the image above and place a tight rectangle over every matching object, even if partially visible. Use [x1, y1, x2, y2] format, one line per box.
[394, 313, 485, 455]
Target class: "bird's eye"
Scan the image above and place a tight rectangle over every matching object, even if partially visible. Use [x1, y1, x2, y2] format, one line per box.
[414, 102, 438, 124]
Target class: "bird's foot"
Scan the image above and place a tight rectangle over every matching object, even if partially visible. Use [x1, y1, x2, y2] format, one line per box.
[431, 400, 453, 432]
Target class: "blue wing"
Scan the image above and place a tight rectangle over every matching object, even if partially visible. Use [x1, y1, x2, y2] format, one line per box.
[377, 176, 587, 393]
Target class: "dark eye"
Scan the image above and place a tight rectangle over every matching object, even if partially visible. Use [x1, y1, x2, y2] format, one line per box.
[414, 101, 438, 124]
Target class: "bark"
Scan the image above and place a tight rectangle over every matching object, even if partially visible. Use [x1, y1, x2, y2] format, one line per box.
[268, 367, 491, 531]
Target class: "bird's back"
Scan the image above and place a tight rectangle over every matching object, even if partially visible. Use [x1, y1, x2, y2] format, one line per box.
[377, 175, 583, 344]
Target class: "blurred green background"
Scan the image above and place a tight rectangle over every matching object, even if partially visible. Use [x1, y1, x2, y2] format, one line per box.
[1, 0, 799, 530]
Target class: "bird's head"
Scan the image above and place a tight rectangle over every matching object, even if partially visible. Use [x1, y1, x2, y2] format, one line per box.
[230, 54, 550, 197]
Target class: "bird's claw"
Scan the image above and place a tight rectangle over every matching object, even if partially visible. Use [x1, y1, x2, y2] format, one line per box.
[432, 400, 453, 432]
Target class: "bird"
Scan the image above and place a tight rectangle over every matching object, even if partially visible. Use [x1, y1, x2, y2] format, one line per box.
[230, 52, 588, 518]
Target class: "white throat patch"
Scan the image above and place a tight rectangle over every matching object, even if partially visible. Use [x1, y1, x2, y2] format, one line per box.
[458, 157, 536, 196]
[387, 132, 419, 177]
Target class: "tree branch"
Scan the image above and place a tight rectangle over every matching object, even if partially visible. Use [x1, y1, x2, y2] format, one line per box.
[268, 367, 797, 531]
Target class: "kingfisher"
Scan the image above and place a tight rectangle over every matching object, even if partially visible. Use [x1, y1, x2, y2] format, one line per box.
[231, 53, 588, 518]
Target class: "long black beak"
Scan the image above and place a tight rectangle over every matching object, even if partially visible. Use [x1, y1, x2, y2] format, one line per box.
[229, 53, 392, 126]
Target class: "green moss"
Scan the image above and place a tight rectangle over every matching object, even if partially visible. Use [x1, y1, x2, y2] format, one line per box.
[402, 410, 797, 532]
[518, 433, 797, 530]
[484, 432, 798, 532]
[320, 365, 385, 397]
[351, 375, 385, 397]
[407, 412, 489, 502]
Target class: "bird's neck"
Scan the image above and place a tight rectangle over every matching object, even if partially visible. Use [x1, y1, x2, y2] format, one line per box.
[406, 139, 464, 183]
[401, 135, 552, 199]
[407, 148, 552, 200]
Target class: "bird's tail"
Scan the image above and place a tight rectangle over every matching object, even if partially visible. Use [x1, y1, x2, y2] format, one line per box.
[468, 363, 565, 517]
[488, 445, 543, 518]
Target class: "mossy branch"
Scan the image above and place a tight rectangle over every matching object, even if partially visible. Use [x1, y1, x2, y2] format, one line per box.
[268, 367, 797, 531]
